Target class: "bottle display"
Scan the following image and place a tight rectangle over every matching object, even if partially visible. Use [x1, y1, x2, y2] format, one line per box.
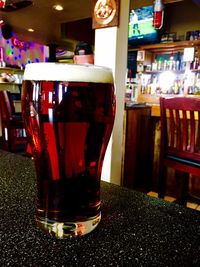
[136, 43, 200, 97]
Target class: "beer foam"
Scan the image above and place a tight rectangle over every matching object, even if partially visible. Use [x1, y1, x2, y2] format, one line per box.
[23, 63, 114, 84]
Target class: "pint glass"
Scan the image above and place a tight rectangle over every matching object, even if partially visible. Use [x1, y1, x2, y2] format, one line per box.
[22, 63, 115, 238]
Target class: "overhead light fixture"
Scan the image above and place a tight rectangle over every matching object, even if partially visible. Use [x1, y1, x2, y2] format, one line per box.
[0, 0, 6, 9]
[53, 4, 64, 11]
[27, 28, 34, 32]
[153, 0, 164, 29]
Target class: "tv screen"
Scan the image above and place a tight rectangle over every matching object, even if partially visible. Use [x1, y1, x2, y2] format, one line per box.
[128, 6, 160, 47]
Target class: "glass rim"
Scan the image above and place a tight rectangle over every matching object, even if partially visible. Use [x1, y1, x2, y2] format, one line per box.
[23, 62, 114, 84]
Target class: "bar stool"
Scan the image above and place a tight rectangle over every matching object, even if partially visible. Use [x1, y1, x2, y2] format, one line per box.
[158, 97, 200, 205]
[0, 90, 27, 152]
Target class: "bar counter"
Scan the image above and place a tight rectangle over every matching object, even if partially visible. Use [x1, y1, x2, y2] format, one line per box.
[1, 150, 200, 266]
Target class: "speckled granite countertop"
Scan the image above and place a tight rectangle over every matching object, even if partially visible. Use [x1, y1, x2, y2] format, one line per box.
[1, 149, 200, 267]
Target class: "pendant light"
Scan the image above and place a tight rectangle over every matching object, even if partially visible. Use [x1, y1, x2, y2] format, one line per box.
[153, 0, 164, 29]
[0, 0, 6, 8]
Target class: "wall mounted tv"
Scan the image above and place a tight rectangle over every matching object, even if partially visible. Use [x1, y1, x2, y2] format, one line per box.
[128, 6, 160, 47]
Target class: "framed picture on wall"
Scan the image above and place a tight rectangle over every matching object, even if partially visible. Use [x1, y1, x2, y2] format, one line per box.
[92, 0, 120, 29]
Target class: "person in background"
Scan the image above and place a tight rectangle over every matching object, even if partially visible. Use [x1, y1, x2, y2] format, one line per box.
[73, 41, 94, 64]
[130, 9, 140, 35]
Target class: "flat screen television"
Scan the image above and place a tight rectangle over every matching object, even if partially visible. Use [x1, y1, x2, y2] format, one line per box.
[128, 6, 160, 47]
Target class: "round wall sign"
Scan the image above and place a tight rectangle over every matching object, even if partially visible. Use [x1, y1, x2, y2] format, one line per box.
[93, 0, 117, 25]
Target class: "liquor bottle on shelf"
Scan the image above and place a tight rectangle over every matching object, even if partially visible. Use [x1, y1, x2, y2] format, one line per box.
[191, 57, 199, 70]
[194, 73, 200, 95]
[157, 58, 163, 71]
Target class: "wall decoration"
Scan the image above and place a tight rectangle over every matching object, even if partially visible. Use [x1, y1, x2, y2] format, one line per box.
[92, 0, 120, 29]
[0, 29, 48, 68]
[11, 37, 30, 49]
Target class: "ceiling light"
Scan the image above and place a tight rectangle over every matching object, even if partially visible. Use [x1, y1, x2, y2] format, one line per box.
[27, 28, 34, 32]
[53, 4, 64, 11]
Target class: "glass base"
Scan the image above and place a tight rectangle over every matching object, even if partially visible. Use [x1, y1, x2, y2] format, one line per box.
[36, 213, 101, 238]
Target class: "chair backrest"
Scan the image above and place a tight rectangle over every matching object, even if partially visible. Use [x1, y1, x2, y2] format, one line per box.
[160, 97, 200, 163]
[0, 90, 15, 122]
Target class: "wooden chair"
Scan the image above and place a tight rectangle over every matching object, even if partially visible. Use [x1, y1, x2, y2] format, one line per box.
[158, 96, 200, 205]
[0, 90, 27, 152]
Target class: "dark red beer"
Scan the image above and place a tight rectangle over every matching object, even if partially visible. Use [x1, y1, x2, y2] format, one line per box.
[22, 63, 115, 237]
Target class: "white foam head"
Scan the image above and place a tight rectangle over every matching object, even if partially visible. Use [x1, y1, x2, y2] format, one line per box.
[23, 63, 114, 84]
